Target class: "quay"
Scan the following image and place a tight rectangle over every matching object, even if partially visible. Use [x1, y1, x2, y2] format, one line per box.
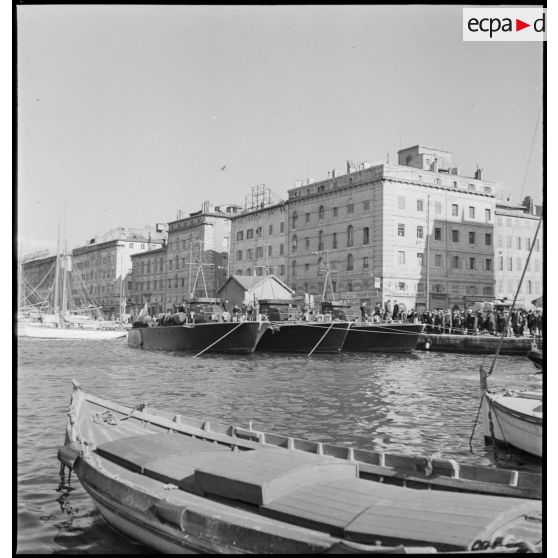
[416, 333, 537, 355]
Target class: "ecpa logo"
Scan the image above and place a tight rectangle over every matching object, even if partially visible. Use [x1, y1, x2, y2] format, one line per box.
[463, 8, 546, 42]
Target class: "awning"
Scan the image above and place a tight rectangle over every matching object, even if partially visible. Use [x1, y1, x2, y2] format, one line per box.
[531, 296, 543, 307]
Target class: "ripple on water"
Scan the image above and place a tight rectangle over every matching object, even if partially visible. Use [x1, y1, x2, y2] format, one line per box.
[17, 338, 542, 553]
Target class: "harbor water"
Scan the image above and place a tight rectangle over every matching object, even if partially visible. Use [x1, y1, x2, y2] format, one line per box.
[17, 337, 542, 554]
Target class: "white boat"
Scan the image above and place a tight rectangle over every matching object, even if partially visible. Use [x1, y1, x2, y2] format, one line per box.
[20, 322, 126, 340]
[481, 381, 542, 458]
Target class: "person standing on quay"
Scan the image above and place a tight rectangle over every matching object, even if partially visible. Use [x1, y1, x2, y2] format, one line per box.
[360, 301, 367, 322]
[392, 300, 399, 320]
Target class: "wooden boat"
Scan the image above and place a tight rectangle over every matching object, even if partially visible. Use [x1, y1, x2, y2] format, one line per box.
[58, 382, 542, 554]
[480, 369, 542, 458]
[19, 322, 127, 340]
[526, 347, 542, 370]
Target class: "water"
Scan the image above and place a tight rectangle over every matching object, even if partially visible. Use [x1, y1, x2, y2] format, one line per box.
[17, 337, 542, 554]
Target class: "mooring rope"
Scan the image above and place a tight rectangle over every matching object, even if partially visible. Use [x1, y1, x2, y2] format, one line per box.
[192, 321, 244, 358]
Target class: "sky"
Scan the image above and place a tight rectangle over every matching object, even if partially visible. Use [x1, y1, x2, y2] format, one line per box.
[16, 4, 544, 255]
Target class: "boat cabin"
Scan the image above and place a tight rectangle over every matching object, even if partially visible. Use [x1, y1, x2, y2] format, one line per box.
[321, 300, 350, 321]
[258, 299, 294, 321]
[186, 297, 224, 323]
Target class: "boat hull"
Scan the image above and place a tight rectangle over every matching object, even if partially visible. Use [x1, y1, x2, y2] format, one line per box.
[18, 323, 126, 340]
[482, 392, 543, 458]
[342, 323, 424, 352]
[127, 321, 268, 354]
[256, 322, 351, 354]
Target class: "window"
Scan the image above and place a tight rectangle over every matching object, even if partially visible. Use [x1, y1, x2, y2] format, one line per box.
[347, 254, 354, 271]
[398, 282, 406, 291]
[451, 204, 458, 216]
[247, 249, 253, 260]
[507, 257, 513, 271]
[280, 222, 285, 233]
[332, 232, 338, 249]
[305, 237, 310, 249]
[417, 283, 425, 293]
[434, 228, 442, 241]
[318, 206, 325, 221]
[246, 268, 251, 276]
[247, 229, 254, 239]
[304, 263, 309, 272]
[347, 203, 354, 214]
[291, 260, 296, 277]
[268, 245, 272, 256]
[236, 250, 242, 261]
[434, 201, 442, 214]
[516, 237, 522, 250]
[347, 225, 354, 247]
[363, 257, 369, 269]
[498, 256, 503, 271]
[435, 254, 442, 267]
[169, 259, 173, 270]
[516, 258, 522, 270]
[291, 212, 297, 229]
[305, 213, 310, 223]
[398, 224, 405, 237]
[416, 226, 424, 239]
[526, 237, 531, 250]
[256, 267, 263, 276]
[398, 251, 405, 265]
[469, 231, 476, 244]
[417, 252, 424, 266]
[317, 230, 324, 251]
[279, 243, 284, 255]
[291, 235, 297, 253]
[453, 256, 461, 269]
[279, 264, 285, 276]
[417, 199, 424, 212]
[256, 227, 262, 238]
[535, 239, 540, 252]
[452, 230, 459, 242]
[469, 257, 476, 270]
[485, 209, 491, 222]
[506, 236, 512, 249]
[485, 258, 492, 271]
[398, 196, 405, 209]
[485, 233, 492, 246]
[333, 207, 338, 217]
[268, 224, 273, 235]
[363, 201, 370, 211]
[363, 227, 369, 245]
[469, 206, 475, 219]
[256, 246, 264, 258]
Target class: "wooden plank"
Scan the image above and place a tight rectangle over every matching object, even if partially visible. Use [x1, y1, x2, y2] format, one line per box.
[195, 449, 357, 506]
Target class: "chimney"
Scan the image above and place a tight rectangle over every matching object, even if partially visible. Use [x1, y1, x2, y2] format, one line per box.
[474, 168, 483, 180]
[332, 169, 336, 178]
[432, 159, 439, 172]
[347, 161, 351, 174]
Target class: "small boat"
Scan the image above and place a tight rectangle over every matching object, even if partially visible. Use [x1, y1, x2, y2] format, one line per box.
[257, 299, 351, 354]
[480, 369, 542, 458]
[128, 298, 268, 355]
[19, 322, 127, 340]
[58, 382, 542, 554]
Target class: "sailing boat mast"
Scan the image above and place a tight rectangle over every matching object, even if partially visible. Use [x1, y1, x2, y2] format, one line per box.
[53, 222, 61, 314]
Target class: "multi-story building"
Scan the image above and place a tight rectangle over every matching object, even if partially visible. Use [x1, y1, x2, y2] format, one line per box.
[129, 244, 168, 316]
[163, 202, 240, 308]
[71, 226, 165, 319]
[494, 199, 543, 306]
[229, 185, 288, 279]
[284, 145, 497, 314]
[20, 250, 57, 311]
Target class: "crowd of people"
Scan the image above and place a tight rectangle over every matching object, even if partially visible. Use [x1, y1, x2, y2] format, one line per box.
[360, 299, 543, 337]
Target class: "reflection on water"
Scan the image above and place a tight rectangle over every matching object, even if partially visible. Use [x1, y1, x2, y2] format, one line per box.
[17, 338, 542, 553]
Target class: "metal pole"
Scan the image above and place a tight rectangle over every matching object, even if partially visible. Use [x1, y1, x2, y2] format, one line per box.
[425, 194, 430, 311]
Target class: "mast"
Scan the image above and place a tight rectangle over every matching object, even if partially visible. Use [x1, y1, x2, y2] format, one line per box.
[53, 222, 61, 314]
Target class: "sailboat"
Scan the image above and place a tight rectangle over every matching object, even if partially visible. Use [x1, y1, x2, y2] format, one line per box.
[18, 227, 127, 340]
[478, 217, 543, 459]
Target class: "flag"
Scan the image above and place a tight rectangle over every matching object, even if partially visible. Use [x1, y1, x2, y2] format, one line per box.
[138, 302, 148, 319]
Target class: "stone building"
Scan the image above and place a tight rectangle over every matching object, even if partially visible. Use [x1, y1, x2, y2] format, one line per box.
[284, 145, 497, 315]
[129, 244, 168, 317]
[229, 201, 289, 279]
[163, 201, 240, 309]
[494, 199, 543, 307]
[71, 227, 165, 319]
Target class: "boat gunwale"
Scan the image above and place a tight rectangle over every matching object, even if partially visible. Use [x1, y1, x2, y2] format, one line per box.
[77, 389, 542, 499]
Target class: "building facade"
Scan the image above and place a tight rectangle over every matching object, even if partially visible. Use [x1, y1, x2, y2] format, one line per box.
[71, 227, 165, 319]
[129, 244, 168, 316]
[20, 251, 57, 311]
[494, 200, 543, 306]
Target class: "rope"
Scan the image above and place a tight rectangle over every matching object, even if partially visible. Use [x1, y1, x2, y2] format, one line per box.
[192, 322, 244, 358]
[468, 392, 485, 453]
[307, 321, 335, 358]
